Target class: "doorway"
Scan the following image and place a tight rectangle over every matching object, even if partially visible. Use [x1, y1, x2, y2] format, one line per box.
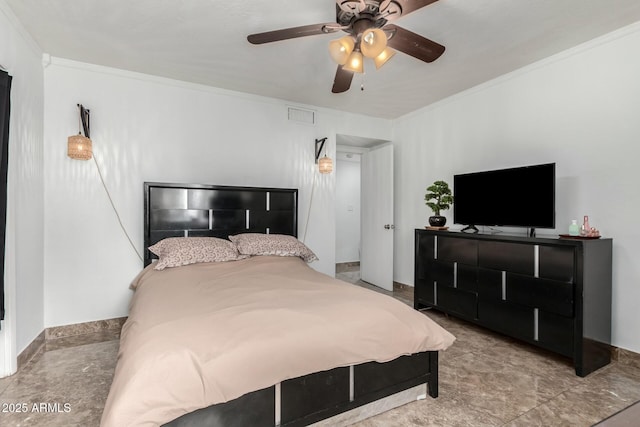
[335, 134, 393, 291]
[335, 149, 361, 283]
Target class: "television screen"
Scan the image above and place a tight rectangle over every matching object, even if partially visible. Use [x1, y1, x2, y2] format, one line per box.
[453, 163, 555, 229]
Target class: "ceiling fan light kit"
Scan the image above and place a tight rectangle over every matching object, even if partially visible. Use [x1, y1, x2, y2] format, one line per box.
[360, 28, 387, 58]
[343, 49, 364, 73]
[248, 0, 445, 93]
[374, 46, 396, 69]
[328, 36, 356, 65]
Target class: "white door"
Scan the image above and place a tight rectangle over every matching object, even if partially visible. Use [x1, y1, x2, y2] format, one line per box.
[360, 144, 394, 291]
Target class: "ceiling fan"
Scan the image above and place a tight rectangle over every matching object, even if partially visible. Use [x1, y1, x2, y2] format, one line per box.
[247, 0, 445, 93]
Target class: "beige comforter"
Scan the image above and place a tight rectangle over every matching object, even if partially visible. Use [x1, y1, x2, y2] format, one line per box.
[101, 256, 455, 427]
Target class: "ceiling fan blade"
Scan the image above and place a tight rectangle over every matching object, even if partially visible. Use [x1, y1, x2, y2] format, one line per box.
[383, 0, 439, 21]
[247, 24, 337, 45]
[385, 24, 445, 63]
[332, 66, 354, 93]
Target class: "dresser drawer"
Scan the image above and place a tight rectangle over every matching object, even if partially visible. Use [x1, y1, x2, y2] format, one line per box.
[506, 273, 574, 317]
[538, 310, 574, 357]
[438, 236, 477, 265]
[478, 241, 534, 275]
[457, 263, 478, 293]
[430, 260, 454, 287]
[437, 285, 477, 319]
[415, 278, 435, 305]
[477, 299, 533, 340]
[539, 245, 575, 282]
[415, 257, 433, 281]
[416, 233, 436, 262]
[430, 261, 477, 292]
[477, 268, 503, 300]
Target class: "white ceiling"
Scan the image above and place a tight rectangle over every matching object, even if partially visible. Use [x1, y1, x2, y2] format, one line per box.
[7, 0, 640, 119]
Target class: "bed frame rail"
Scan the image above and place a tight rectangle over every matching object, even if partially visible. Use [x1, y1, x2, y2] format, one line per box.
[163, 351, 438, 427]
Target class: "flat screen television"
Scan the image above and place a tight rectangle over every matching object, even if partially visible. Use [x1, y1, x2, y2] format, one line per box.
[453, 163, 555, 232]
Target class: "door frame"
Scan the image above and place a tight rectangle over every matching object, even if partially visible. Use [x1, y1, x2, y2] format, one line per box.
[335, 136, 393, 291]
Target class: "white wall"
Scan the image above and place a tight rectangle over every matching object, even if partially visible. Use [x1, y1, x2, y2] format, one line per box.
[392, 22, 640, 353]
[0, 0, 44, 374]
[43, 58, 392, 328]
[335, 157, 360, 263]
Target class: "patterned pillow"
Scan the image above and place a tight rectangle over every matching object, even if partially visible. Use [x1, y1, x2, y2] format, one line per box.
[148, 237, 247, 270]
[229, 233, 318, 263]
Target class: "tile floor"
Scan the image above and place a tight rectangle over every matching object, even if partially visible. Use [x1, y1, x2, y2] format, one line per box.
[0, 265, 638, 426]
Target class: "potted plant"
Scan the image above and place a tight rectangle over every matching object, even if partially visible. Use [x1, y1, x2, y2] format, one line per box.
[424, 180, 453, 227]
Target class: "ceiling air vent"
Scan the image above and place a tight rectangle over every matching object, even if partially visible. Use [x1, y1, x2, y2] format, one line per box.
[287, 107, 315, 125]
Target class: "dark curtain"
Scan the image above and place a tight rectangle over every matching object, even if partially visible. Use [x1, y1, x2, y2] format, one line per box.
[0, 70, 11, 324]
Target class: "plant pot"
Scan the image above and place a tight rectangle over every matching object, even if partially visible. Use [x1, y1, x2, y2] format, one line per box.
[428, 215, 447, 227]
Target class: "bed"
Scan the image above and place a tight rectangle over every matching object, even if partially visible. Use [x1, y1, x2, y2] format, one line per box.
[101, 182, 455, 427]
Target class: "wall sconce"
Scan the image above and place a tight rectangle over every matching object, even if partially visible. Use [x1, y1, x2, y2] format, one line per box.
[315, 137, 333, 174]
[68, 104, 92, 160]
[64, 103, 144, 263]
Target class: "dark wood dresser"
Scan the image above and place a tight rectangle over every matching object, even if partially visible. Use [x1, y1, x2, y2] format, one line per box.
[414, 229, 613, 376]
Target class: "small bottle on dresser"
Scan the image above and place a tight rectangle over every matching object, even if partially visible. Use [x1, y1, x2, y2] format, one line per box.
[581, 215, 590, 236]
[569, 220, 580, 236]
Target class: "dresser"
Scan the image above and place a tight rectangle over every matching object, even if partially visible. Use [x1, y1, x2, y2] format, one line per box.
[414, 229, 613, 376]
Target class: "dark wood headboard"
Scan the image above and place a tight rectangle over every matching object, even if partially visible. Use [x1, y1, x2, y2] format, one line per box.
[143, 182, 298, 266]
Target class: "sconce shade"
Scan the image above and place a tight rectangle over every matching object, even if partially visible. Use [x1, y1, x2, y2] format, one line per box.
[361, 28, 387, 58]
[374, 47, 396, 69]
[68, 134, 93, 160]
[343, 50, 364, 73]
[329, 36, 355, 65]
[318, 155, 333, 174]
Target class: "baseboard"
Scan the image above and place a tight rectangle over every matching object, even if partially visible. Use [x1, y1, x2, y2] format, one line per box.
[392, 281, 413, 301]
[336, 262, 360, 273]
[45, 317, 127, 340]
[612, 346, 640, 369]
[392, 281, 413, 292]
[16, 330, 45, 371]
[16, 317, 127, 371]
